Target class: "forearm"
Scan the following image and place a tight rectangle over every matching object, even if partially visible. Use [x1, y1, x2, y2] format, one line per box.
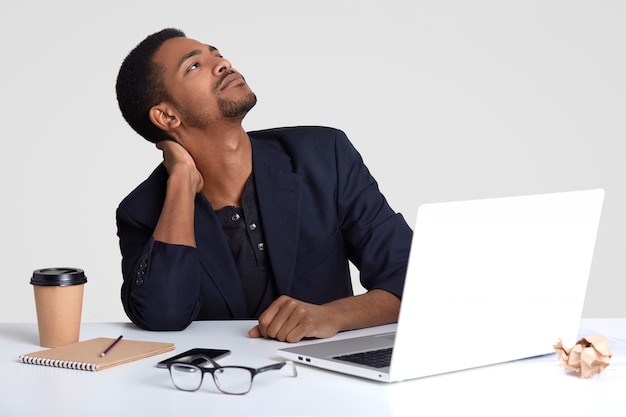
[121, 239, 202, 330]
[325, 289, 401, 332]
[153, 167, 198, 247]
[117, 199, 202, 330]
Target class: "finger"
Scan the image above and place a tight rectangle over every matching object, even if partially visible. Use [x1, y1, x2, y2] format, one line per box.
[280, 312, 310, 343]
[155, 140, 169, 151]
[282, 304, 339, 342]
[260, 297, 300, 340]
[247, 325, 262, 338]
[156, 139, 180, 152]
[255, 298, 284, 337]
[272, 301, 310, 342]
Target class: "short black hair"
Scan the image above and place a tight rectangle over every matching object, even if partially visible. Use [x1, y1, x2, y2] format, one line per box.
[116, 28, 186, 143]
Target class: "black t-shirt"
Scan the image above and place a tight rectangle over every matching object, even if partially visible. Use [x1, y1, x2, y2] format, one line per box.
[215, 175, 278, 317]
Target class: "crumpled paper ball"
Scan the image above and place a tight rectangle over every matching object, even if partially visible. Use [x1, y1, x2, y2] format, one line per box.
[553, 335, 612, 378]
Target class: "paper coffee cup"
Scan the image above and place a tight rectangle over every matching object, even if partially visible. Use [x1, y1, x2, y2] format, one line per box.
[31, 268, 87, 347]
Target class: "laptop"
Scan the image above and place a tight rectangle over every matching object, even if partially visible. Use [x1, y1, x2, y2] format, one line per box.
[278, 189, 605, 382]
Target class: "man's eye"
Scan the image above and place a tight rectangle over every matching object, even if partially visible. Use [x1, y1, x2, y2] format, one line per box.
[187, 63, 199, 72]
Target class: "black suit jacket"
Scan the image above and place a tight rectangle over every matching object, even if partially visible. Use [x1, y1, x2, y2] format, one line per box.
[116, 126, 413, 330]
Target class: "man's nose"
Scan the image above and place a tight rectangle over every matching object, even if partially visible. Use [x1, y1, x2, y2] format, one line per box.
[214, 57, 232, 75]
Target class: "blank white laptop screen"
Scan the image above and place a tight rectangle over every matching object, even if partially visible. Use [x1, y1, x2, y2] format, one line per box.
[278, 189, 605, 382]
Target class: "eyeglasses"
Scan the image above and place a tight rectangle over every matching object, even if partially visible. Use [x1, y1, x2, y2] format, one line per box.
[167, 354, 297, 395]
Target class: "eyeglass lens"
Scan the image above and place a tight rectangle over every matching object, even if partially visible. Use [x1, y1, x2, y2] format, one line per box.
[170, 363, 204, 391]
[213, 367, 253, 394]
[170, 363, 253, 395]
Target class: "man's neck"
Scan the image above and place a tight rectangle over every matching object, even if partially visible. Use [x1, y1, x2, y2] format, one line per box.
[186, 125, 253, 210]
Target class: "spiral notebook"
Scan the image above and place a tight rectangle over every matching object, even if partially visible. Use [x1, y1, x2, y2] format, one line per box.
[19, 337, 175, 371]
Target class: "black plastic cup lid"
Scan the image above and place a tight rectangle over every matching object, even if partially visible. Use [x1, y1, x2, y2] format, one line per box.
[30, 268, 87, 286]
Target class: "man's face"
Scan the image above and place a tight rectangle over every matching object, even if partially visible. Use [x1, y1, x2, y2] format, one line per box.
[152, 36, 256, 129]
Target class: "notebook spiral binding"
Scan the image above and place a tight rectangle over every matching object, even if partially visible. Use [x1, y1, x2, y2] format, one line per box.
[19, 355, 97, 371]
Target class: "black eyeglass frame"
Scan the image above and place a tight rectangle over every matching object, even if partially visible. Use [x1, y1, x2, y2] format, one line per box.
[167, 354, 297, 395]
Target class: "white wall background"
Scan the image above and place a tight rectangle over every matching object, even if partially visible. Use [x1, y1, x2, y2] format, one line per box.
[1, 1, 624, 323]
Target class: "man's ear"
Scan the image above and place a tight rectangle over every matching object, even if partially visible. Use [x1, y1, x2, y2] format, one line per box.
[149, 104, 181, 132]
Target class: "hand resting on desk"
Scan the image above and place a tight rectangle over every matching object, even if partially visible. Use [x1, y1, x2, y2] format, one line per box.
[248, 290, 401, 343]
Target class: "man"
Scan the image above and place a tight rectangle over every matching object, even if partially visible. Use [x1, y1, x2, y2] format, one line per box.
[115, 28, 412, 342]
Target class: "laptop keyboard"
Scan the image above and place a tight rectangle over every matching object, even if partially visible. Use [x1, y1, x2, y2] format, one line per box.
[333, 347, 393, 368]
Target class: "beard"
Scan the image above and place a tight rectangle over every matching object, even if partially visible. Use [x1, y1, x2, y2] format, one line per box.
[174, 91, 257, 129]
[217, 91, 257, 119]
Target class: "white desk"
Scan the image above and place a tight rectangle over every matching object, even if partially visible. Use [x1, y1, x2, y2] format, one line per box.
[1, 319, 624, 417]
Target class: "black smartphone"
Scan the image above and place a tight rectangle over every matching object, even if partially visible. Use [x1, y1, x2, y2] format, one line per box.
[156, 348, 231, 368]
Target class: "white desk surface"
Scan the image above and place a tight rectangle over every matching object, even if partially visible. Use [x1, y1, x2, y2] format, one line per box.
[1, 319, 624, 417]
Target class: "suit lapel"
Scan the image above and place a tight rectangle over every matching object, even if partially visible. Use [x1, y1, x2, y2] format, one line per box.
[194, 195, 248, 317]
[252, 138, 302, 295]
